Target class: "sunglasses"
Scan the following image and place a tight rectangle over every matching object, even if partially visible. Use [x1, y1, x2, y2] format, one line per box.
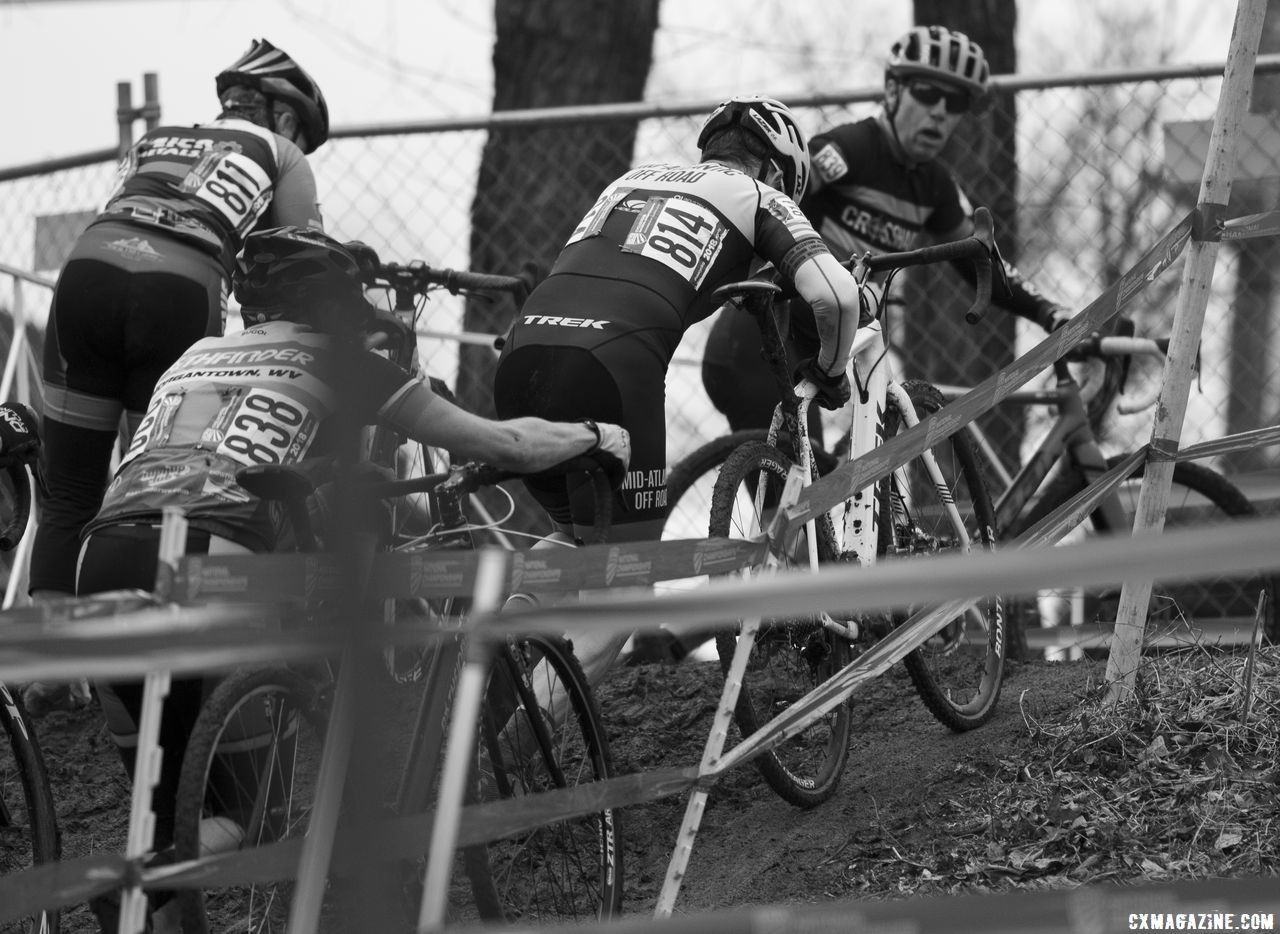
[906, 81, 972, 115]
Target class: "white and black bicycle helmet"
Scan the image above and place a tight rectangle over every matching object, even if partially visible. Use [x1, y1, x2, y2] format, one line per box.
[697, 96, 811, 201]
[886, 26, 990, 98]
[216, 38, 330, 153]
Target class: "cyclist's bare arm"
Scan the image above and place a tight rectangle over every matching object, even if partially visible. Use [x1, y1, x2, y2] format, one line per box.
[379, 378, 606, 474]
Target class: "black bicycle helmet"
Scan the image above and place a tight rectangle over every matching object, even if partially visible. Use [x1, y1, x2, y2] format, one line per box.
[216, 39, 330, 153]
[235, 226, 366, 325]
[886, 26, 990, 98]
[697, 96, 810, 201]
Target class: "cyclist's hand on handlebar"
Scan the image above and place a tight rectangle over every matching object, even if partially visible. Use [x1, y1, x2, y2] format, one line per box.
[796, 357, 852, 410]
[0, 403, 41, 467]
[580, 419, 631, 489]
[1043, 304, 1073, 334]
[517, 259, 546, 296]
[344, 240, 381, 280]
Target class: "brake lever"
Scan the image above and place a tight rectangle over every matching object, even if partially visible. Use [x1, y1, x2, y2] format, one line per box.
[971, 207, 1011, 297]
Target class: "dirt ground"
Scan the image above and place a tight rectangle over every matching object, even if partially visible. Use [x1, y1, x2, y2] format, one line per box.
[27, 652, 1108, 932]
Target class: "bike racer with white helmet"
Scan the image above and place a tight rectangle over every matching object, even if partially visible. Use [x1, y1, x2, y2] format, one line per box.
[703, 27, 1070, 434]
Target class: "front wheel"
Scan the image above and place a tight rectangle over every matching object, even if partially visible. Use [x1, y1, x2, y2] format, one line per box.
[468, 634, 623, 922]
[880, 381, 1005, 732]
[173, 667, 329, 934]
[0, 683, 61, 934]
[708, 440, 852, 808]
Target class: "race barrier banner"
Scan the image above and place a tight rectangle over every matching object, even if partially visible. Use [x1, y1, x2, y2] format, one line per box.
[476, 877, 1280, 934]
[3, 511, 1278, 685]
[771, 211, 1199, 541]
[158, 536, 769, 603]
[1215, 206, 1280, 240]
[1177, 423, 1280, 463]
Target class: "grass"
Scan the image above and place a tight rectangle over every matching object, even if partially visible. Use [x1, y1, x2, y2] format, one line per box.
[838, 644, 1280, 898]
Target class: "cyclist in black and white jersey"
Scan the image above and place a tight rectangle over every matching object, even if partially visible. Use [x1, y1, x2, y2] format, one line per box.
[496, 95, 864, 548]
[703, 26, 1070, 434]
[32, 39, 329, 603]
[494, 95, 866, 685]
[25, 39, 340, 717]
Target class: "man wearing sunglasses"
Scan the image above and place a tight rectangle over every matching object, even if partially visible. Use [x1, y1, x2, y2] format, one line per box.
[702, 25, 1069, 437]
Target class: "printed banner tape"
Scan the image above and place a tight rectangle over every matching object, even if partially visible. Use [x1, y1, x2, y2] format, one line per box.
[5, 512, 1276, 683]
[772, 212, 1198, 537]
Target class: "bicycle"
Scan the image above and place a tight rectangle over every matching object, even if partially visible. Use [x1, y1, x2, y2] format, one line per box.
[945, 319, 1278, 654]
[0, 456, 61, 934]
[168, 454, 622, 931]
[704, 215, 1005, 808]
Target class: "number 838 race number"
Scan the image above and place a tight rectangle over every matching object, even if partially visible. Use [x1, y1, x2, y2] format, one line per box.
[216, 390, 312, 465]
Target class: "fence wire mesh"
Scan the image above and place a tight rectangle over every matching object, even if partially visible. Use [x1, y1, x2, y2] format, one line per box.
[1, 64, 1277, 480]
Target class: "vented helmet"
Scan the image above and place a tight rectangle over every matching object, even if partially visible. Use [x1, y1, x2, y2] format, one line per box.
[216, 39, 330, 153]
[234, 226, 364, 325]
[697, 96, 810, 201]
[886, 26, 990, 98]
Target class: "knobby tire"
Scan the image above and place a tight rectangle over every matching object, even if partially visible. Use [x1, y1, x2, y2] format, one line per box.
[708, 440, 853, 808]
[880, 381, 1005, 732]
[0, 684, 61, 934]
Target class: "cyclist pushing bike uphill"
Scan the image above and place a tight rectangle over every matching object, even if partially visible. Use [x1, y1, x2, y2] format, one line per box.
[73, 226, 630, 934]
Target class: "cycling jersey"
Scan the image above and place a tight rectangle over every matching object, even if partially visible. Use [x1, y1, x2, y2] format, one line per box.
[100, 117, 322, 273]
[805, 114, 969, 265]
[495, 159, 847, 539]
[703, 112, 1060, 433]
[805, 113, 1060, 326]
[84, 321, 411, 551]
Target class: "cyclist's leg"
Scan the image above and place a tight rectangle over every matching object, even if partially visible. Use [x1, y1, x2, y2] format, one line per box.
[702, 308, 780, 433]
[495, 343, 644, 686]
[77, 525, 250, 850]
[77, 523, 247, 932]
[33, 229, 223, 598]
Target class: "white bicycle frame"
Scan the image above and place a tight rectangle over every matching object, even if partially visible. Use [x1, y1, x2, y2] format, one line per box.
[761, 317, 980, 614]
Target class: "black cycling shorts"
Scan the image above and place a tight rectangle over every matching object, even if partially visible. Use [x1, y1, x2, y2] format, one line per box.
[43, 220, 225, 423]
[494, 343, 666, 540]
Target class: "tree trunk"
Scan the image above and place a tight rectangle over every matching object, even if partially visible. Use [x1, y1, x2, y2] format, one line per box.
[905, 0, 1023, 474]
[460, 0, 660, 417]
[459, 0, 659, 534]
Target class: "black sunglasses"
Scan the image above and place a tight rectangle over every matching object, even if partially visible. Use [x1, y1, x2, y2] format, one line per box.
[906, 81, 972, 115]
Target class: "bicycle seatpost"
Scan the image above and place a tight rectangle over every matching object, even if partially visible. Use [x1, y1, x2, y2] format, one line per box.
[235, 464, 320, 552]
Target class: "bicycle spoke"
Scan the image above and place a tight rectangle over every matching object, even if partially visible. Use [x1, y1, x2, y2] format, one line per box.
[883, 382, 1005, 731]
[710, 440, 852, 808]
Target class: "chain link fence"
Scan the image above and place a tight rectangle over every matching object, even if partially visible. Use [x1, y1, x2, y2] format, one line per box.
[3, 60, 1278, 481]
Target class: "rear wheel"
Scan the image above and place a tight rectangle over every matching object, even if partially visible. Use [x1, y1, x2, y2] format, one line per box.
[1014, 456, 1277, 648]
[0, 682, 60, 934]
[708, 440, 852, 808]
[468, 634, 623, 922]
[880, 381, 1005, 732]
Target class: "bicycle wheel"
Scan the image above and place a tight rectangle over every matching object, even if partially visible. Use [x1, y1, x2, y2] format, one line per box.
[173, 667, 328, 934]
[1015, 456, 1277, 646]
[468, 634, 623, 923]
[708, 440, 852, 808]
[663, 430, 767, 540]
[880, 381, 1005, 732]
[0, 683, 60, 934]
[664, 429, 841, 542]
